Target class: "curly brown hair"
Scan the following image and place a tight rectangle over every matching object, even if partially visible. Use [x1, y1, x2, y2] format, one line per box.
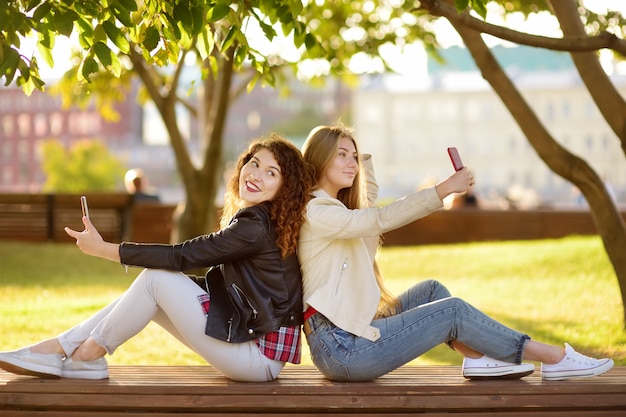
[221, 133, 315, 258]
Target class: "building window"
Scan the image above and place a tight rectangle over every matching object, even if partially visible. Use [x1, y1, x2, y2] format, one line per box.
[17, 113, 31, 137]
[17, 140, 29, 161]
[49, 112, 63, 136]
[2, 115, 14, 138]
[34, 113, 48, 137]
[2, 166, 12, 185]
[2, 138, 12, 159]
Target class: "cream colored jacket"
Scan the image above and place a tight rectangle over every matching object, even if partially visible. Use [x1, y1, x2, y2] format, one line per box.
[298, 156, 444, 341]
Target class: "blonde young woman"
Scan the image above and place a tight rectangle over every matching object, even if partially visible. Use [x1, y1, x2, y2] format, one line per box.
[297, 125, 614, 382]
[0, 134, 315, 382]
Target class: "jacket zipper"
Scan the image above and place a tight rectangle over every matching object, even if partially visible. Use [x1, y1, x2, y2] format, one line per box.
[336, 258, 348, 294]
[231, 283, 258, 319]
[227, 318, 233, 342]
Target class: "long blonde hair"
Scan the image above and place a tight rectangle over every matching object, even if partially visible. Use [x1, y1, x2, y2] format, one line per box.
[303, 125, 400, 318]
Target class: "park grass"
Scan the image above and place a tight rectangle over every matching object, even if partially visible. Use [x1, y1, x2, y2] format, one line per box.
[0, 236, 624, 368]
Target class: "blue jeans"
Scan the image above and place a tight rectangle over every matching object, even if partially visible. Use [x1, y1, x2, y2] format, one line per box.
[305, 279, 530, 381]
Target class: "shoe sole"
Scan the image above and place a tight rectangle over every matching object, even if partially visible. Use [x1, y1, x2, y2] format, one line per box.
[62, 370, 109, 380]
[0, 359, 61, 378]
[464, 368, 535, 380]
[542, 359, 614, 381]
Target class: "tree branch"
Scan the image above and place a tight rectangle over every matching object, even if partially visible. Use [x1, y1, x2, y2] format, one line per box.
[128, 46, 164, 110]
[419, 0, 626, 58]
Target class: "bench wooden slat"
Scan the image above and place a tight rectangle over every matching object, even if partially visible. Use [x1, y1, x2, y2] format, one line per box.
[1, 366, 625, 415]
[2, 413, 626, 417]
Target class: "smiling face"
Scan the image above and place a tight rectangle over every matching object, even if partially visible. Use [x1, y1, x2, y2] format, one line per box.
[239, 148, 284, 207]
[319, 136, 358, 198]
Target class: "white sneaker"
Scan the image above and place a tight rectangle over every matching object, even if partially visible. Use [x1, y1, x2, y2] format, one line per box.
[62, 357, 109, 379]
[463, 355, 535, 379]
[541, 343, 614, 380]
[0, 347, 63, 378]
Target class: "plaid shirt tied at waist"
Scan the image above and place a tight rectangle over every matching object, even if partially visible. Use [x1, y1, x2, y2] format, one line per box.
[197, 293, 301, 364]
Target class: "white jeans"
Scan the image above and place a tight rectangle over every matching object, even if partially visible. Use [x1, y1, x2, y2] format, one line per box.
[56, 268, 284, 382]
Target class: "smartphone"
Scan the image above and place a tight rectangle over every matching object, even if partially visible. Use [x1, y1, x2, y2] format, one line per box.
[80, 195, 90, 219]
[447, 147, 464, 172]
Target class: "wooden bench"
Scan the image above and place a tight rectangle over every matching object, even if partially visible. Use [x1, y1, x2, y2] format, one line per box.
[1, 366, 624, 415]
[0, 193, 132, 243]
[382, 209, 626, 245]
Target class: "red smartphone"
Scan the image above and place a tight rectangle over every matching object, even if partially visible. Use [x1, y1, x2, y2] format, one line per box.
[447, 147, 464, 171]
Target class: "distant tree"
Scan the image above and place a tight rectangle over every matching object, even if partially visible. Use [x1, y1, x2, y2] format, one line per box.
[418, 0, 626, 325]
[40, 139, 126, 192]
[1, 1, 437, 242]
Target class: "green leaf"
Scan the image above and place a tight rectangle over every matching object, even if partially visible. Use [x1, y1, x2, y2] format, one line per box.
[79, 56, 98, 82]
[152, 49, 169, 66]
[246, 73, 260, 93]
[206, 4, 230, 22]
[221, 25, 237, 51]
[37, 34, 55, 68]
[304, 33, 316, 50]
[292, 21, 305, 48]
[0, 47, 20, 84]
[102, 20, 130, 53]
[233, 44, 247, 67]
[173, 2, 193, 30]
[93, 42, 112, 67]
[74, 0, 101, 16]
[32, 2, 53, 22]
[142, 26, 160, 52]
[20, 75, 37, 96]
[469, 0, 487, 19]
[259, 21, 277, 41]
[111, 3, 133, 27]
[190, 6, 204, 36]
[93, 41, 122, 77]
[25, 0, 42, 12]
[289, 0, 303, 17]
[276, 5, 292, 23]
[161, 12, 182, 41]
[454, 0, 469, 11]
[54, 9, 77, 37]
[196, 28, 214, 60]
[76, 16, 94, 46]
[116, 0, 138, 12]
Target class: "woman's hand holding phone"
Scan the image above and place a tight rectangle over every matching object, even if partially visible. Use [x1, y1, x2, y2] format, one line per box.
[65, 197, 121, 262]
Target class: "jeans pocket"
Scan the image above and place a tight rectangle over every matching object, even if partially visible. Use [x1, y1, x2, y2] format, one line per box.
[330, 327, 355, 352]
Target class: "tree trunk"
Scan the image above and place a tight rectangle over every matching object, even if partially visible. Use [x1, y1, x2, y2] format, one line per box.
[442, 4, 626, 326]
[549, 0, 626, 153]
[175, 47, 236, 242]
[547, 0, 626, 327]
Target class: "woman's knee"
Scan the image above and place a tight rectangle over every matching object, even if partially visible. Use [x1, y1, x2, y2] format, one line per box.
[135, 268, 185, 288]
[430, 279, 451, 297]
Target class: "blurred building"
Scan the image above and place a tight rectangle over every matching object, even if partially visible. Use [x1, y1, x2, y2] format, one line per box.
[0, 86, 142, 191]
[353, 45, 626, 208]
[0, 74, 350, 202]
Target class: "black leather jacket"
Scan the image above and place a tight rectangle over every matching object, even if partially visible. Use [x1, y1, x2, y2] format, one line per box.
[119, 202, 303, 343]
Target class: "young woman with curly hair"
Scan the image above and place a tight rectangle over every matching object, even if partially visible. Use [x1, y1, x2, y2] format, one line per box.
[0, 133, 315, 382]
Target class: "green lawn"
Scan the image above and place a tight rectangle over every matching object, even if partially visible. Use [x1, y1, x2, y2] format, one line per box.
[0, 236, 624, 367]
